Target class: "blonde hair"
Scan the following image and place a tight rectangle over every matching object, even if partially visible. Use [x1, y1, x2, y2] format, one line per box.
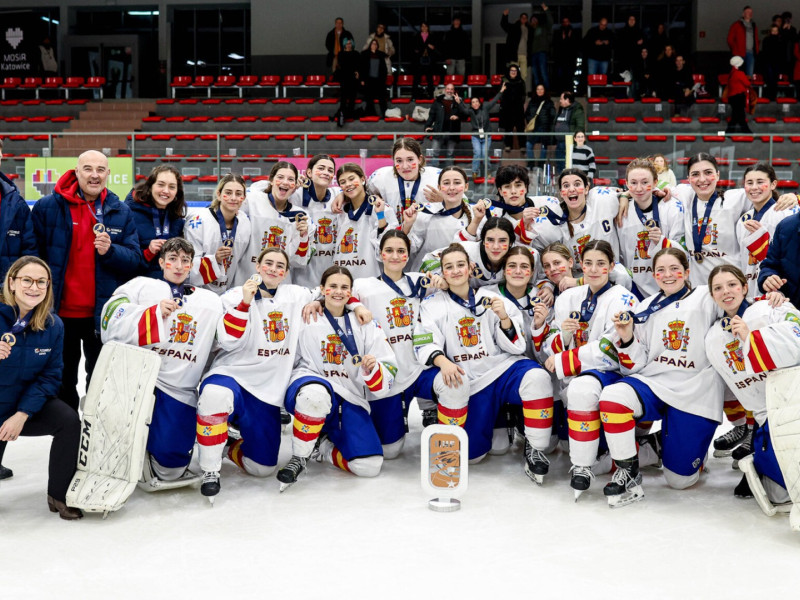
[3, 256, 55, 332]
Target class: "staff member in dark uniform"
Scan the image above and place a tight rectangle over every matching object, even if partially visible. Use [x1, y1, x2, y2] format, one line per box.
[0, 256, 82, 519]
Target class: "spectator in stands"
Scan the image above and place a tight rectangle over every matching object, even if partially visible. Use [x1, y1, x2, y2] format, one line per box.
[442, 16, 470, 77]
[655, 44, 677, 98]
[651, 154, 677, 190]
[760, 24, 785, 100]
[647, 23, 670, 59]
[780, 12, 797, 68]
[529, 4, 553, 89]
[760, 211, 800, 308]
[425, 83, 464, 165]
[727, 6, 759, 76]
[631, 47, 655, 98]
[360, 38, 389, 118]
[460, 90, 503, 177]
[363, 23, 395, 74]
[570, 131, 595, 184]
[411, 22, 437, 99]
[670, 54, 694, 116]
[498, 64, 526, 151]
[0, 137, 37, 482]
[617, 14, 645, 73]
[325, 17, 353, 73]
[552, 16, 581, 93]
[725, 55, 753, 134]
[524, 84, 555, 166]
[583, 17, 614, 76]
[794, 39, 800, 96]
[553, 90, 585, 168]
[501, 9, 532, 86]
[31, 150, 140, 412]
[126, 165, 186, 278]
[335, 38, 360, 124]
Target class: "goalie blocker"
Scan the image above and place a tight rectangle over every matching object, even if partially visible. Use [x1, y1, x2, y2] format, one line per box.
[66, 342, 161, 516]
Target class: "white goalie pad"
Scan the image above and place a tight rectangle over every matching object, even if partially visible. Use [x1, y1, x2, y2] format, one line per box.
[66, 342, 161, 515]
[765, 365, 800, 531]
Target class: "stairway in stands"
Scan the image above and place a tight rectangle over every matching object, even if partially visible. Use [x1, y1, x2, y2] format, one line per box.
[53, 100, 155, 157]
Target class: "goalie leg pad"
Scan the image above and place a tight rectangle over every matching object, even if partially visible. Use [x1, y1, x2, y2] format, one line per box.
[66, 342, 161, 513]
[766, 366, 800, 511]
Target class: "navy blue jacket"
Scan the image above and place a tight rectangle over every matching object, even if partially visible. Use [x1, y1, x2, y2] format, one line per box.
[759, 212, 800, 308]
[0, 304, 64, 421]
[31, 183, 141, 331]
[0, 171, 37, 279]
[125, 196, 185, 278]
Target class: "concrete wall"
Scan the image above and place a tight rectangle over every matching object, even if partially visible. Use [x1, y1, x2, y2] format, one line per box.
[694, 1, 790, 52]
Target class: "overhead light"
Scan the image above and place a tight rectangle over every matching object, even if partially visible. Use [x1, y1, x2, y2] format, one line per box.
[227, 53, 245, 60]
[41, 16, 60, 25]
[186, 60, 195, 66]
[128, 11, 159, 16]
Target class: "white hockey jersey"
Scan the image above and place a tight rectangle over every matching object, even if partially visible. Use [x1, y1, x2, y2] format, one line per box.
[673, 185, 750, 287]
[184, 207, 253, 295]
[352, 274, 430, 396]
[734, 200, 799, 300]
[705, 300, 800, 425]
[204, 284, 315, 406]
[291, 312, 397, 411]
[366, 165, 442, 223]
[456, 195, 563, 251]
[610, 285, 724, 422]
[100, 277, 224, 407]
[407, 201, 474, 271]
[413, 288, 527, 393]
[617, 196, 687, 297]
[419, 240, 545, 291]
[484, 282, 546, 359]
[332, 200, 399, 280]
[240, 181, 314, 284]
[533, 283, 638, 380]
[290, 184, 342, 288]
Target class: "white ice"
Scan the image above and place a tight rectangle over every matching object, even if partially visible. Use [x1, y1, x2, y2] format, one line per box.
[3, 404, 800, 599]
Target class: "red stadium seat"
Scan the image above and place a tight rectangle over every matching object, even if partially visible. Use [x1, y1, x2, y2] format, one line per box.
[281, 75, 303, 97]
[698, 117, 720, 124]
[671, 116, 692, 123]
[490, 74, 503, 86]
[238, 75, 258, 87]
[0, 77, 20, 100]
[215, 75, 236, 87]
[588, 116, 609, 123]
[645, 135, 668, 142]
[19, 77, 41, 90]
[736, 158, 758, 166]
[259, 75, 281, 97]
[42, 76, 62, 89]
[778, 180, 800, 190]
[588, 135, 610, 142]
[730, 136, 753, 143]
[615, 117, 636, 123]
[84, 76, 106, 98]
[771, 158, 792, 167]
[466, 74, 487, 95]
[587, 97, 608, 103]
[616, 135, 638, 142]
[444, 75, 464, 87]
[642, 117, 664, 123]
[676, 135, 696, 142]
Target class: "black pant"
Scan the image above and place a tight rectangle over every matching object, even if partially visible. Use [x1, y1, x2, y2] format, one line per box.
[339, 81, 358, 118]
[363, 78, 387, 116]
[727, 93, 751, 133]
[60, 317, 102, 412]
[500, 111, 525, 149]
[0, 399, 80, 501]
[412, 60, 435, 97]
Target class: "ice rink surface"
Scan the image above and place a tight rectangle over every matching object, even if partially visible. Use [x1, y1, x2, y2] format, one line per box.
[3, 408, 800, 599]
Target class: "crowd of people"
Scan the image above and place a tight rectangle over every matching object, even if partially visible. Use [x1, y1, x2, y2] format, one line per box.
[2, 134, 800, 522]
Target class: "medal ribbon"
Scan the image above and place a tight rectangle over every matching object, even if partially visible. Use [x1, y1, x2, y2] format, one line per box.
[628, 287, 691, 324]
[691, 193, 717, 253]
[323, 308, 360, 359]
[577, 281, 613, 322]
[380, 273, 426, 299]
[634, 195, 661, 229]
[214, 207, 238, 246]
[447, 288, 488, 316]
[151, 207, 170, 239]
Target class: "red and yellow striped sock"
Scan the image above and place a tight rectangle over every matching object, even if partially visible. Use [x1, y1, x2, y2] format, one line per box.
[227, 438, 245, 470]
[438, 404, 468, 427]
[330, 447, 351, 473]
[723, 399, 746, 427]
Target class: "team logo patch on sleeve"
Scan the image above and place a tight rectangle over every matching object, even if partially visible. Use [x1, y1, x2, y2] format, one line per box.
[413, 332, 433, 346]
[102, 297, 129, 330]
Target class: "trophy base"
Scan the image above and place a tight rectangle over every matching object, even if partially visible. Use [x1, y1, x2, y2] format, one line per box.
[428, 497, 461, 512]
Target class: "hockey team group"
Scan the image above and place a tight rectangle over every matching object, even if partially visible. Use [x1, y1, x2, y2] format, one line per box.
[2, 137, 800, 523]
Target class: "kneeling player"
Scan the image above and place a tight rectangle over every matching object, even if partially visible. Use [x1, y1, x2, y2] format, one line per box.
[278, 266, 397, 490]
[414, 243, 555, 483]
[195, 248, 315, 502]
[100, 238, 224, 488]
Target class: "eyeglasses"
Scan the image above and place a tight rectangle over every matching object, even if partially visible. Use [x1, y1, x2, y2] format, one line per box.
[15, 276, 50, 289]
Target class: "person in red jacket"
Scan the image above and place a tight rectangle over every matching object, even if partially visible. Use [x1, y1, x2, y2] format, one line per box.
[726, 55, 753, 134]
[727, 6, 759, 76]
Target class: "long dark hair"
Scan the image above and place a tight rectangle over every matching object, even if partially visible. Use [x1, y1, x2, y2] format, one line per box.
[139, 165, 186, 220]
[743, 162, 778, 201]
[557, 168, 589, 237]
[479, 217, 515, 269]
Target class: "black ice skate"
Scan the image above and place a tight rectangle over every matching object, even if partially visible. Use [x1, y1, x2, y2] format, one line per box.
[201, 471, 220, 505]
[731, 426, 754, 463]
[569, 465, 595, 501]
[603, 457, 644, 508]
[524, 439, 550, 485]
[421, 408, 438, 428]
[712, 424, 748, 458]
[277, 455, 307, 492]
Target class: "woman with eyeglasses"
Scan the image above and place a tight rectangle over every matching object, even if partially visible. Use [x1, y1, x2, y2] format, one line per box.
[0, 256, 82, 519]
